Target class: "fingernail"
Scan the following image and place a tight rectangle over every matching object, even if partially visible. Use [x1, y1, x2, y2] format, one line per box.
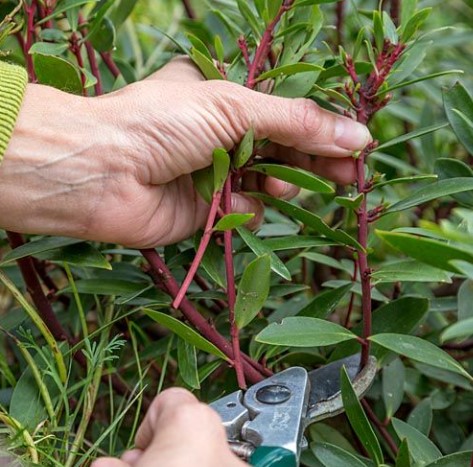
[335, 118, 372, 150]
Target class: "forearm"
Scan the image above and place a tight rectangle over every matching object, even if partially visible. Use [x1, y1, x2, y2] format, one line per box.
[0, 84, 123, 238]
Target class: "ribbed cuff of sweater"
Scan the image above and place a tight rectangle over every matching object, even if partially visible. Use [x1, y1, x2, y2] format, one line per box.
[0, 61, 28, 164]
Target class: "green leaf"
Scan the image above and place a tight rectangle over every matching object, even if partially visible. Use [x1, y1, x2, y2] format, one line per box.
[198, 235, 226, 288]
[144, 309, 228, 360]
[61, 279, 147, 296]
[214, 35, 225, 63]
[396, 439, 412, 467]
[297, 284, 352, 319]
[392, 418, 441, 465]
[309, 423, 357, 454]
[237, 227, 291, 280]
[400, 0, 418, 31]
[335, 193, 364, 210]
[408, 398, 433, 436]
[187, 33, 213, 61]
[274, 70, 321, 98]
[451, 260, 473, 279]
[383, 11, 398, 44]
[177, 338, 200, 389]
[88, 16, 116, 52]
[250, 164, 333, 193]
[377, 70, 464, 97]
[29, 42, 69, 55]
[314, 442, 368, 467]
[251, 194, 362, 250]
[263, 236, 335, 251]
[189, 47, 223, 80]
[369, 334, 473, 380]
[255, 317, 356, 347]
[386, 178, 473, 214]
[441, 316, 473, 343]
[1, 236, 83, 264]
[212, 148, 230, 192]
[401, 8, 432, 42]
[435, 158, 473, 207]
[425, 452, 473, 467]
[236, 0, 263, 38]
[371, 260, 452, 284]
[383, 358, 405, 419]
[256, 63, 324, 82]
[443, 82, 473, 155]
[330, 297, 429, 362]
[373, 11, 384, 52]
[458, 280, 473, 321]
[36, 243, 111, 270]
[109, 0, 139, 28]
[32, 53, 83, 94]
[214, 213, 254, 231]
[373, 175, 437, 189]
[376, 230, 473, 273]
[341, 366, 383, 465]
[10, 348, 60, 432]
[376, 123, 449, 151]
[233, 128, 254, 169]
[295, 0, 340, 5]
[192, 166, 214, 204]
[235, 255, 271, 329]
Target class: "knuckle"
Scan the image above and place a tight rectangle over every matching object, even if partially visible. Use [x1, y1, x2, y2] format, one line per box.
[292, 98, 323, 137]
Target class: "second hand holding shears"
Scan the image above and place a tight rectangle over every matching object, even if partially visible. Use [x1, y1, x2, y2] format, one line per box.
[211, 354, 377, 467]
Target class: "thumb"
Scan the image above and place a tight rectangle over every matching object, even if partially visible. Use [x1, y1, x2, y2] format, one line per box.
[213, 82, 371, 158]
[134, 388, 244, 466]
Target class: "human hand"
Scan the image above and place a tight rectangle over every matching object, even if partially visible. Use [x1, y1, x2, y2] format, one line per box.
[91, 388, 246, 467]
[0, 57, 370, 247]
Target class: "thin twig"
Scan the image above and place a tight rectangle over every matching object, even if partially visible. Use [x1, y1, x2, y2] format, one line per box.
[173, 191, 222, 308]
[246, 0, 295, 89]
[335, 0, 346, 46]
[223, 175, 246, 389]
[362, 399, 399, 458]
[142, 249, 266, 384]
[181, 0, 196, 19]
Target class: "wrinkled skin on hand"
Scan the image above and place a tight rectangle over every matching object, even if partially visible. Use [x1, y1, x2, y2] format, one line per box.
[0, 57, 370, 247]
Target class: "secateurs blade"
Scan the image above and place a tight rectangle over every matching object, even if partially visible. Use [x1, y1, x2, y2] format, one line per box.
[210, 354, 377, 467]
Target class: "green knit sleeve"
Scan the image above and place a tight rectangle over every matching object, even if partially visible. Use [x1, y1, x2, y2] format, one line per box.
[0, 61, 28, 164]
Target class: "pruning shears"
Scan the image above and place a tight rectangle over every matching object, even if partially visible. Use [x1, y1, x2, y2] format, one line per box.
[211, 354, 377, 467]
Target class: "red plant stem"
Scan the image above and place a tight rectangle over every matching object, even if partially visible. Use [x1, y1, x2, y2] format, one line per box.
[238, 36, 251, 69]
[246, 0, 295, 89]
[390, 0, 400, 26]
[78, 14, 103, 96]
[344, 42, 405, 368]
[356, 152, 372, 367]
[362, 399, 399, 458]
[7, 232, 69, 340]
[100, 52, 121, 79]
[84, 40, 103, 96]
[70, 32, 87, 93]
[141, 249, 265, 384]
[335, 0, 346, 46]
[181, 0, 196, 19]
[344, 260, 358, 327]
[223, 176, 246, 389]
[173, 191, 222, 309]
[23, 1, 37, 81]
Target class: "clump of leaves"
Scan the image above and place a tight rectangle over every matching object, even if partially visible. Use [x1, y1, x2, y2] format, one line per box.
[1, 0, 473, 466]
